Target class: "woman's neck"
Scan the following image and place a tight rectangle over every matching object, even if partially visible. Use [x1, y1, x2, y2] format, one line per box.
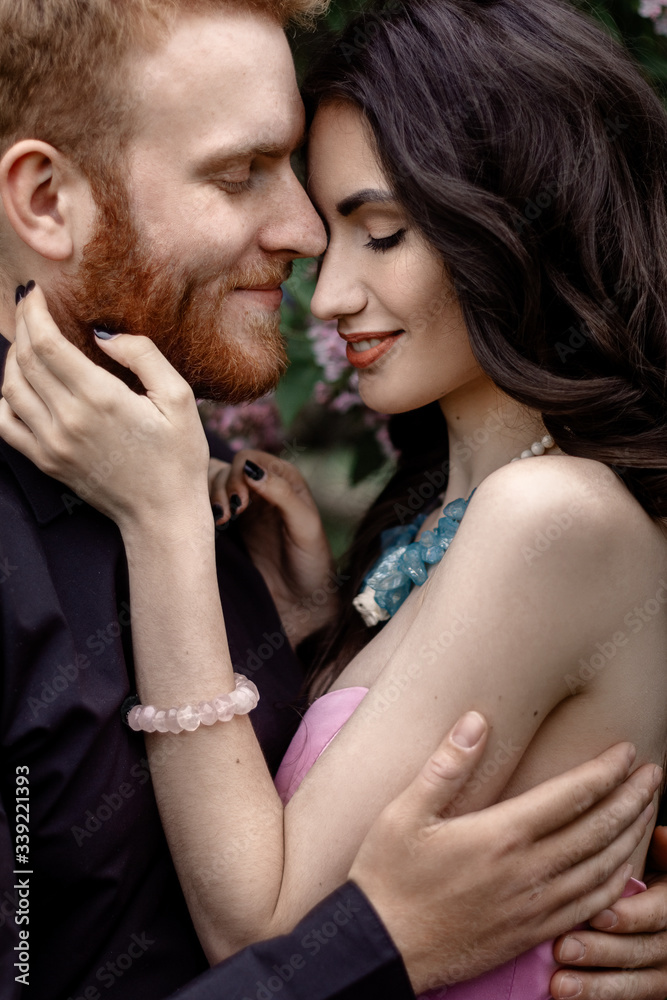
[438, 376, 559, 502]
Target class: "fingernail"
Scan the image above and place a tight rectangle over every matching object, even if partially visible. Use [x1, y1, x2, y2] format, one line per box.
[590, 908, 618, 929]
[24, 280, 35, 296]
[94, 328, 121, 341]
[555, 974, 582, 998]
[451, 711, 486, 748]
[229, 494, 242, 516]
[653, 764, 663, 784]
[244, 460, 265, 481]
[212, 503, 224, 523]
[15, 285, 25, 305]
[558, 937, 585, 962]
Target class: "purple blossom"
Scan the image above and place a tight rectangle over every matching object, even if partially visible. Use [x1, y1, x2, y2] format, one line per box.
[308, 322, 349, 382]
[639, 0, 667, 34]
[205, 396, 285, 454]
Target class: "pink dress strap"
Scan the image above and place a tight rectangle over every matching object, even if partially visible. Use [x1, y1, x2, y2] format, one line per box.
[273, 686, 647, 999]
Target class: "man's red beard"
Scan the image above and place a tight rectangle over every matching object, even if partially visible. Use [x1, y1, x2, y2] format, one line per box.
[50, 183, 290, 404]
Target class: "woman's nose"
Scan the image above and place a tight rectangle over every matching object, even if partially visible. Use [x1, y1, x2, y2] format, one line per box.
[310, 253, 367, 322]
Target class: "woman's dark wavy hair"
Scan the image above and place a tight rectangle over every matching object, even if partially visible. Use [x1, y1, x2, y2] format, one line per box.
[299, 0, 667, 696]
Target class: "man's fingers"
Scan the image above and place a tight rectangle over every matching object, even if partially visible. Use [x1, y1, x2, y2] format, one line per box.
[554, 928, 667, 970]
[588, 875, 667, 933]
[535, 763, 660, 879]
[392, 712, 489, 825]
[551, 966, 667, 1000]
[542, 804, 650, 932]
[495, 743, 641, 843]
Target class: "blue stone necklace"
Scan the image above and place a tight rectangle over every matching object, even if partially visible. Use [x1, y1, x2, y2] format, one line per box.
[353, 432, 557, 627]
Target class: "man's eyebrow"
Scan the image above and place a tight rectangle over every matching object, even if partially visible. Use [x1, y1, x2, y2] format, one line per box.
[336, 188, 396, 217]
[196, 132, 307, 173]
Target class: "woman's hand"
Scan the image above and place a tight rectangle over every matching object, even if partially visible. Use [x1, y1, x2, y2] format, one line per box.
[0, 284, 211, 536]
[550, 825, 667, 999]
[210, 449, 338, 646]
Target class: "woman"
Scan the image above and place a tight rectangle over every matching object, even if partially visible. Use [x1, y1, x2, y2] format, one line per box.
[3, 0, 667, 996]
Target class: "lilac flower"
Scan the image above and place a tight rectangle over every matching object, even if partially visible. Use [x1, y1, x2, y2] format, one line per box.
[639, 0, 667, 34]
[205, 396, 285, 454]
[308, 322, 349, 382]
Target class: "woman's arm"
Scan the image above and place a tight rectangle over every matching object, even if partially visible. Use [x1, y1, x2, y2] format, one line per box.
[1, 292, 661, 964]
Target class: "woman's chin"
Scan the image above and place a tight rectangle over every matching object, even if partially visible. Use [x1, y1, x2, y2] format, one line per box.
[357, 379, 440, 416]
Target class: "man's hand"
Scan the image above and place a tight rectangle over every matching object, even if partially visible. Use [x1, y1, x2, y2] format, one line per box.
[349, 712, 660, 996]
[550, 825, 667, 999]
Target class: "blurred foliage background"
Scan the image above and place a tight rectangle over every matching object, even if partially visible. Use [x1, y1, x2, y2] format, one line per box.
[202, 0, 667, 556]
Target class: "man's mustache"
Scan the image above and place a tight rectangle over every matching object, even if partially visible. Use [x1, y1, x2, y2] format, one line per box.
[228, 258, 293, 292]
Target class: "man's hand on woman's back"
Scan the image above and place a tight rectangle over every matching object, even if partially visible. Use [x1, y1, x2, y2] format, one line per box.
[349, 712, 661, 996]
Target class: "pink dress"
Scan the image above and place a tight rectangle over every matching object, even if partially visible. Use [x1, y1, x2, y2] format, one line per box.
[274, 686, 645, 1000]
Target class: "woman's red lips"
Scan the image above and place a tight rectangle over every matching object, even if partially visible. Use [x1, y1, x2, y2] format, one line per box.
[340, 330, 404, 369]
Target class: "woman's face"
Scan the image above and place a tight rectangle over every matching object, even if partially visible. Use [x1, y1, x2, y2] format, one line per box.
[308, 102, 485, 414]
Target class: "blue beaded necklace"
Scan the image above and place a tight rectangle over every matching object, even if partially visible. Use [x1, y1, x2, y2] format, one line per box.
[352, 433, 557, 627]
[353, 490, 477, 627]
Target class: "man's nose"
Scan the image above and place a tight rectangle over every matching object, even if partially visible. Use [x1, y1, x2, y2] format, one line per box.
[260, 170, 327, 261]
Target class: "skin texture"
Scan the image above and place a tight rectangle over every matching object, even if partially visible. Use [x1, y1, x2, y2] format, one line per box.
[1, 11, 667, 998]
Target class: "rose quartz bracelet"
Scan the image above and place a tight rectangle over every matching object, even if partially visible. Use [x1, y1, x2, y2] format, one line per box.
[126, 673, 260, 734]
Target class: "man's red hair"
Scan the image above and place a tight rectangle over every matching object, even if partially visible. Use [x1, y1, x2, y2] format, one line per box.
[0, 0, 327, 183]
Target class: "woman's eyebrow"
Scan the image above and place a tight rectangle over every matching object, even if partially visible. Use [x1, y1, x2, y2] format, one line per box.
[336, 188, 395, 216]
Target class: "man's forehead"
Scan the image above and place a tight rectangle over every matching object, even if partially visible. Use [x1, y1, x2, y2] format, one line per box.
[130, 10, 300, 139]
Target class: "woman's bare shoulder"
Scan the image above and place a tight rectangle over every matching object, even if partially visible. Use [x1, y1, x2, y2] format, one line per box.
[471, 453, 656, 539]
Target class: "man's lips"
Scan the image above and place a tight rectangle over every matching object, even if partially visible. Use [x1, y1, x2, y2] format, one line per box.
[339, 330, 404, 369]
[234, 285, 284, 309]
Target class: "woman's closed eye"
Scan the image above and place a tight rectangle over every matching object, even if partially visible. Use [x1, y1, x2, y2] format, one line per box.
[364, 228, 407, 253]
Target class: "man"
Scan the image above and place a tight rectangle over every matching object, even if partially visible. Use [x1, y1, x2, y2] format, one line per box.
[0, 2, 665, 999]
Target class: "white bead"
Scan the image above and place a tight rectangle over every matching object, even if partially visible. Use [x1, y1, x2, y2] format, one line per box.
[510, 456, 521, 462]
[198, 701, 218, 726]
[541, 434, 554, 449]
[520, 449, 534, 459]
[214, 694, 236, 722]
[531, 441, 545, 455]
[128, 706, 143, 732]
[166, 708, 181, 734]
[153, 709, 169, 733]
[176, 705, 201, 731]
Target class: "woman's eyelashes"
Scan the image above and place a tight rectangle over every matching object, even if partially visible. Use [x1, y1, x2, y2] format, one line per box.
[364, 228, 407, 253]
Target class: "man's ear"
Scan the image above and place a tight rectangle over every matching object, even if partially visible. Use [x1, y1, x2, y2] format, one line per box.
[0, 140, 93, 262]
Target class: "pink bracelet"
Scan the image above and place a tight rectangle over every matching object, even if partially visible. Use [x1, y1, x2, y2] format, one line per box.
[126, 673, 260, 734]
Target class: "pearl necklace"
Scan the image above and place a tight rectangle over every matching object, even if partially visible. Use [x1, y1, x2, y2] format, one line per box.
[353, 432, 557, 627]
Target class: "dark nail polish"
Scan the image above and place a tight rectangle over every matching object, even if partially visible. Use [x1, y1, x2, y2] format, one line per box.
[212, 503, 224, 522]
[93, 328, 121, 341]
[24, 280, 35, 296]
[229, 494, 242, 516]
[244, 460, 265, 481]
[15, 286, 26, 305]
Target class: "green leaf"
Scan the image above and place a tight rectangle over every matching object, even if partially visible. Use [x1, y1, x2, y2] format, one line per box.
[275, 362, 321, 428]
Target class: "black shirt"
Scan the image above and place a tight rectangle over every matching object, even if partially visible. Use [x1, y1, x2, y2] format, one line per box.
[0, 336, 413, 1000]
